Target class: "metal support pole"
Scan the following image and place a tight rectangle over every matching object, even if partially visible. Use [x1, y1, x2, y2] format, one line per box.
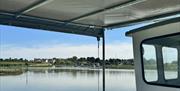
[177, 47, 180, 80]
[102, 30, 105, 91]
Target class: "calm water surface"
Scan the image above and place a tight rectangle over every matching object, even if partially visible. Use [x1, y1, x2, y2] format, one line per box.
[0, 67, 136, 91]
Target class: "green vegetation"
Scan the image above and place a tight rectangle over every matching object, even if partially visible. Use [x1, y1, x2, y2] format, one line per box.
[144, 58, 178, 71]
[0, 68, 23, 76]
[0, 57, 134, 69]
[164, 63, 178, 71]
[0, 57, 134, 75]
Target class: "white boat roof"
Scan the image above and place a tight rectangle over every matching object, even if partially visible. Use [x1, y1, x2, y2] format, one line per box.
[126, 17, 180, 36]
[0, 0, 180, 37]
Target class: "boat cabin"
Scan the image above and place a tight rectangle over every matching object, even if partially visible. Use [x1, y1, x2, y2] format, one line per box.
[126, 18, 180, 91]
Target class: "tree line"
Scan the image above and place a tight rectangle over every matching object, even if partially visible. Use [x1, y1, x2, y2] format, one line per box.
[0, 56, 134, 68]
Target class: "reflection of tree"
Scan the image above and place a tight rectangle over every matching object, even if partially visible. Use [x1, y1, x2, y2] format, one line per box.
[144, 58, 156, 65]
[171, 60, 177, 64]
[144, 57, 178, 70]
[47, 69, 54, 73]
[143, 58, 157, 70]
[52, 68, 99, 78]
[28, 69, 46, 74]
[164, 60, 178, 71]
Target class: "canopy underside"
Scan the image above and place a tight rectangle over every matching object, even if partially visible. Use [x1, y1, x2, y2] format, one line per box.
[0, 0, 180, 37]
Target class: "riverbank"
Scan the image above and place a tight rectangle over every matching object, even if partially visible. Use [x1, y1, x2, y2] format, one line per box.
[0, 68, 23, 76]
[0, 66, 134, 76]
[0, 65, 134, 76]
[0, 62, 53, 67]
[0, 61, 134, 69]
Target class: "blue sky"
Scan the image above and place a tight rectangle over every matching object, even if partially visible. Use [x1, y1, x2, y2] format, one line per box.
[0, 25, 135, 45]
[0, 24, 147, 59]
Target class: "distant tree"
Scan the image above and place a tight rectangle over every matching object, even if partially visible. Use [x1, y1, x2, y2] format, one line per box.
[19, 58, 23, 62]
[171, 61, 177, 64]
[24, 59, 28, 62]
[0, 58, 3, 61]
[87, 57, 95, 63]
[95, 58, 100, 63]
[78, 57, 86, 62]
[144, 58, 156, 65]
[72, 56, 77, 61]
[127, 59, 134, 65]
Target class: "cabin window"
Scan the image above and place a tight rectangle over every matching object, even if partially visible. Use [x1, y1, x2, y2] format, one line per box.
[141, 33, 180, 87]
[142, 44, 158, 82]
[162, 47, 178, 80]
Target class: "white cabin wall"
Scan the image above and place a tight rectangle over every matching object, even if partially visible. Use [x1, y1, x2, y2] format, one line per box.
[132, 22, 180, 91]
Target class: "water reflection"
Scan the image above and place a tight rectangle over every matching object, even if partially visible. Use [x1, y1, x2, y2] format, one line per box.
[0, 67, 136, 91]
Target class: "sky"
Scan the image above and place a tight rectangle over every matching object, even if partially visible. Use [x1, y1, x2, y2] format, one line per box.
[0, 24, 148, 60]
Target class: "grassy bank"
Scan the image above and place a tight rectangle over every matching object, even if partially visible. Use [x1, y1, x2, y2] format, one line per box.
[0, 62, 52, 67]
[106, 65, 134, 69]
[0, 68, 23, 76]
[28, 62, 52, 67]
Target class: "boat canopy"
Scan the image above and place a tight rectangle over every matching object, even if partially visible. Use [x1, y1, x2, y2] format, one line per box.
[0, 0, 180, 37]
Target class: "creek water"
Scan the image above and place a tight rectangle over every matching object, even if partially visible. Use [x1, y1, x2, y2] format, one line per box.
[0, 67, 136, 91]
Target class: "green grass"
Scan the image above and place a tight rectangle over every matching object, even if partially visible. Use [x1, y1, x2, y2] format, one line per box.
[28, 63, 52, 67]
[0, 62, 52, 67]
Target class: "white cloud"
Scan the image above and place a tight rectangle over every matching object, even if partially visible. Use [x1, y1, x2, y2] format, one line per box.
[1, 43, 133, 59]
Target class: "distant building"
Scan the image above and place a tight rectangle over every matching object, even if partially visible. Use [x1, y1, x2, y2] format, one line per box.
[34, 58, 42, 63]
[48, 59, 56, 64]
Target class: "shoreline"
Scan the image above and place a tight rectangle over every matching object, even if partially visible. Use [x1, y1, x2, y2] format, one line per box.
[0, 66, 135, 76]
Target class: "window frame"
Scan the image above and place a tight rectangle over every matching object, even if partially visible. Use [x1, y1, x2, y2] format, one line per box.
[140, 32, 180, 88]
